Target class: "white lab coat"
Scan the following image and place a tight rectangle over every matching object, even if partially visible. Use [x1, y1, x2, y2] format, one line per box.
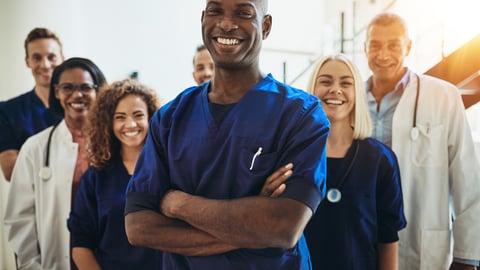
[4, 120, 78, 270]
[392, 73, 480, 270]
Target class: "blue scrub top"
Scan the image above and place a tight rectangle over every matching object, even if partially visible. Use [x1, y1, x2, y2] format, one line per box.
[126, 74, 330, 270]
[304, 138, 407, 270]
[0, 89, 61, 151]
[68, 157, 163, 269]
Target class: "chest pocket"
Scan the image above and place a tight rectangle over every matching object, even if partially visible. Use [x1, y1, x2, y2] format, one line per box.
[411, 123, 446, 167]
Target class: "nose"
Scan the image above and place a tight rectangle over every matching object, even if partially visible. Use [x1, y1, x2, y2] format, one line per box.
[218, 16, 238, 31]
[205, 68, 214, 77]
[72, 88, 84, 97]
[376, 45, 391, 59]
[329, 84, 342, 95]
[126, 118, 138, 128]
[40, 57, 52, 69]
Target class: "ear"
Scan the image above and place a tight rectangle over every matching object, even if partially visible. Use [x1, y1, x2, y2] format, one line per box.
[192, 71, 198, 84]
[54, 86, 61, 99]
[262, 14, 272, 40]
[25, 56, 30, 68]
[405, 38, 412, 56]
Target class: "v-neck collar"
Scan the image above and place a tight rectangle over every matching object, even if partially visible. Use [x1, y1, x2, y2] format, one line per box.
[201, 74, 274, 129]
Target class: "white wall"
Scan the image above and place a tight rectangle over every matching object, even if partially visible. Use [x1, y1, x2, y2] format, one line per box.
[0, 0, 327, 104]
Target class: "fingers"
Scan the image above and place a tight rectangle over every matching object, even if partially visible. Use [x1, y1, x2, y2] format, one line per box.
[265, 163, 293, 183]
[270, 183, 286, 198]
[260, 163, 293, 197]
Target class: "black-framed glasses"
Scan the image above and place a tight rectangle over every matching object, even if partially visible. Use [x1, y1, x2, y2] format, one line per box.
[56, 83, 98, 94]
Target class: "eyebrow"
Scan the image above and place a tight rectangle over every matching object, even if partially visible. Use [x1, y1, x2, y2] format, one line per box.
[317, 74, 353, 80]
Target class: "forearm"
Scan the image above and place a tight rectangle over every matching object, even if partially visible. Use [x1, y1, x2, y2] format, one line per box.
[72, 247, 101, 270]
[125, 210, 237, 256]
[377, 242, 398, 270]
[162, 192, 312, 249]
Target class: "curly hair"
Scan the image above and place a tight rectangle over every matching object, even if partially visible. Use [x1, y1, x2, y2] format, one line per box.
[86, 79, 160, 170]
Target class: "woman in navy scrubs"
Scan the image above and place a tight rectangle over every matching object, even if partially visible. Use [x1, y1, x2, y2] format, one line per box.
[67, 79, 162, 269]
[303, 54, 407, 270]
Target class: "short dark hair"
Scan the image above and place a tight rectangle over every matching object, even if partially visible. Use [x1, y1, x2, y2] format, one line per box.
[49, 57, 107, 116]
[24, 27, 63, 57]
[193, 44, 208, 65]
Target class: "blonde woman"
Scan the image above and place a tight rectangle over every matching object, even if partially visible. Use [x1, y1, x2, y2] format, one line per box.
[303, 54, 406, 270]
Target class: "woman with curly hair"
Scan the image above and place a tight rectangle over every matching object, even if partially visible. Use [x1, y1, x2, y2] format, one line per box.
[67, 79, 163, 270]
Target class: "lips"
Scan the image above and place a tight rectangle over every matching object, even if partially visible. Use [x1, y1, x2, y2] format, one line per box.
[69, 102, 88, 110]
[124, 131, 140, 137]
[324, 99, 345, 105]
[216, 37, 240, 45]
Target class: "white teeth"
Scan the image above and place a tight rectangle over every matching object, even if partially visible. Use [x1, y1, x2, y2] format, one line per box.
[217, 37, 239, 45]
[124, 131, 139, 137]
[70, 103, 86, 109]
[325, 99, 343, 105]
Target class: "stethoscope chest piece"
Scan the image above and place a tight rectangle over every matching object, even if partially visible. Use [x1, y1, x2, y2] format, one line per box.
[410, 127, 419, 141]
[327, 188, 342, 203]
[39, 166, 52, 180]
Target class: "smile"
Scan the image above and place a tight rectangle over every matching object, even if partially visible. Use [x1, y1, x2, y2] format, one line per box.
[324, 99, 345, 105]
[216, 37, 239, 45]
[69, 102, 88, 109]
[124, 131, 140, 137]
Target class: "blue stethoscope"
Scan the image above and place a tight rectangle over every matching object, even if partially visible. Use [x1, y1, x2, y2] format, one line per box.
[38, 122, 61, 180]
[410, 74, 421, 141]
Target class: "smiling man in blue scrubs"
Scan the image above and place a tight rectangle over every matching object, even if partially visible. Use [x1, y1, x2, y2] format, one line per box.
[0, 28, 64, 181]
[124, 0, 330, 269]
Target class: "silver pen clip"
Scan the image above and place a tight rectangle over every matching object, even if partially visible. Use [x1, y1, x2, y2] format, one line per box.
[249, 147, 263, 171]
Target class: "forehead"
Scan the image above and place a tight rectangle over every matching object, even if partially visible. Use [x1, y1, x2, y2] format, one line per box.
[58, 67, 93, 82]
[27, 38, 61, 55]
[116, 94, 147, 110]
[367, 23, 407, 42]
[195, 49, 213, 64]
[319, 60, 352, 77]
[206, 0, 262, 9]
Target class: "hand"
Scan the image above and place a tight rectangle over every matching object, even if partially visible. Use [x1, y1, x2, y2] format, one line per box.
[449, 262, 477, 270]
[259, 163, 293, 198]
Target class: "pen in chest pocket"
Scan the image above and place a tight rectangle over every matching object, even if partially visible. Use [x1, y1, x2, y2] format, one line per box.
[249, 147, 263, 171]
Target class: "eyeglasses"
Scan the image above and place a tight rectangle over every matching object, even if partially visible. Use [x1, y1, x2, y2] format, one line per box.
[56, 83, 98, 94]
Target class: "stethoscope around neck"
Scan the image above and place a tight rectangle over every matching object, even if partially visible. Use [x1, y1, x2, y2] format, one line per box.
[38, 122, 61, 180]
[410, 74, 421, 141]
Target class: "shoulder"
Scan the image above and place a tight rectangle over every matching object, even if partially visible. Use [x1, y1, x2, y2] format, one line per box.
[260, 74, 319, 105]
[0, 91, 35, 112]
[155, 85, 202, 117]
[417, 74, 459, 94]
[360, 138, 398, 163]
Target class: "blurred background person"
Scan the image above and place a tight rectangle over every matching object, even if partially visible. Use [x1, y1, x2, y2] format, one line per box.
[192, 44, 214, 85]
[0, 27, 64, 181]
[364, 12, 480, 269]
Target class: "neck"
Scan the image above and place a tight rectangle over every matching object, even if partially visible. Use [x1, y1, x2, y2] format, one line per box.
[209, 68, 264, 104]
[327, 121, 354, 158]
[370, 68, 407, 104]
[121, 145, 143, 174]
[65, 118, 85, 132]
[34, 85, 50, 107]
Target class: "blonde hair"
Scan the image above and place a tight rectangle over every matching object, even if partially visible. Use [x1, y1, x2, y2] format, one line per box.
[306, 54, 372, 139]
